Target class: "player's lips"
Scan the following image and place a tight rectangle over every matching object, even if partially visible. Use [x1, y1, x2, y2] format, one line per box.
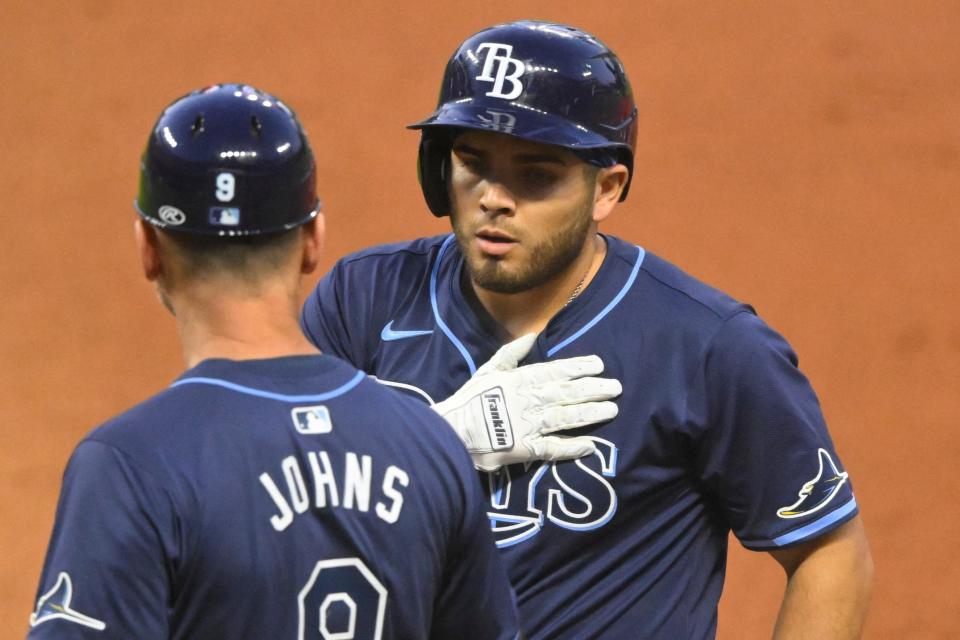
[475, 229, 517, 256]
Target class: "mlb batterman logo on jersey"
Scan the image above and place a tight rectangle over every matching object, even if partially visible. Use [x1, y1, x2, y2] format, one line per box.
[291, 405, 333, 434]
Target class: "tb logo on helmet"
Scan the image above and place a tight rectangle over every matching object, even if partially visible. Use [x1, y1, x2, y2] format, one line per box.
[476, 43, 525, 100]
[476, 109, 517, 133]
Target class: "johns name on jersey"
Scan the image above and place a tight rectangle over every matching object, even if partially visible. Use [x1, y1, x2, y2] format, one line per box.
[259, 450, 410, 531]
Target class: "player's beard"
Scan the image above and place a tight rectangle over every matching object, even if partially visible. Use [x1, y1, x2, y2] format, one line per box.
[452, 193, 594, 295]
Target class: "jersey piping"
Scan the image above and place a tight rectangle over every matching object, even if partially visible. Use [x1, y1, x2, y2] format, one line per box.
[431, 235, 479, 374]
[171, 370, 366, 402]
[744, 497, 858, 549]
[547, 245, 645, 357]
[429, 235, 647, 366]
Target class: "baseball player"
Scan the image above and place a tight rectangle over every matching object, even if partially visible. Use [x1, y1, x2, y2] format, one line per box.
[28, 84, 546, 639]
[301, 21, 874, 639]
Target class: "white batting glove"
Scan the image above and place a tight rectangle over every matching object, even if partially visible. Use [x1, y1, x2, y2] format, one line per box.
[431, 334, 622, 472]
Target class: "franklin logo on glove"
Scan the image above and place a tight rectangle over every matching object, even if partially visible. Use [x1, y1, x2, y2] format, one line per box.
[482, 388, 513, 450]
[432, 334, 622, 472]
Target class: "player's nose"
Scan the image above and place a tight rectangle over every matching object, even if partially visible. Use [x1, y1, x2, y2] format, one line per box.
[478, 180, 516, 217]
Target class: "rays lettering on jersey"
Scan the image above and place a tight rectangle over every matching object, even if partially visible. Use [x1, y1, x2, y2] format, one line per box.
[488, 437, 618, 547]
[259, 452, 410, 532]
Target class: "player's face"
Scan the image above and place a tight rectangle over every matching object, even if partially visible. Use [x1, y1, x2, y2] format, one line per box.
[448, 131, 598, 294]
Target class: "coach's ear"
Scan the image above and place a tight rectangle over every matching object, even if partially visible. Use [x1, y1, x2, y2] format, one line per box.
[300, 213, 325, 275]
[134, 219, 163, 281]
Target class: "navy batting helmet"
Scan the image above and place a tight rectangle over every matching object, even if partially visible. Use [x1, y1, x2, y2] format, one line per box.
[136, 84, 319, 236]
[409, 21, 638, 217]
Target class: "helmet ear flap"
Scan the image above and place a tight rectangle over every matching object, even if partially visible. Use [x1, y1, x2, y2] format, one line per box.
[417, 136, 452, 218]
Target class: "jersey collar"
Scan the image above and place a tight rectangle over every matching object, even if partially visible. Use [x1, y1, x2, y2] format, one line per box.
[430, 234, 646, 368]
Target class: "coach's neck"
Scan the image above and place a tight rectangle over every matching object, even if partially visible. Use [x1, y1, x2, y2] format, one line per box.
[134, 219, 324, 368]
[171, 283, 318, 368]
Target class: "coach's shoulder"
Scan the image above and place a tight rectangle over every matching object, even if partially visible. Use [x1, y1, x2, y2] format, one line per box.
[78, 387, 189, 454]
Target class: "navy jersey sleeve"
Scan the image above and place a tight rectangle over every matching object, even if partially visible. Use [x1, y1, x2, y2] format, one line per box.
[691, 311, 858, 550]
[431, 449, 520, 640]
[301, 261, 358, 363]
[28, 440, 179, 638]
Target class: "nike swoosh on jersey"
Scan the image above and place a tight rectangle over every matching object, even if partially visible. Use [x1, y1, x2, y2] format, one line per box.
[380, 321, 433, 341]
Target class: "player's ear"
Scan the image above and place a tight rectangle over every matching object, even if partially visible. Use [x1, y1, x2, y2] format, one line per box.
[591, 164, 629, 223]
[134, 219, 163, 281]
[300, 213, 325, 275]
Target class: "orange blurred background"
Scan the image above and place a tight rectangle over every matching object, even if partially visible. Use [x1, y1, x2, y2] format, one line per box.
[2, 1, 957, 636]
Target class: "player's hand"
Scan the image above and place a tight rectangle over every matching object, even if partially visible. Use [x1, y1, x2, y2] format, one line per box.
[431, 334, 622, 472]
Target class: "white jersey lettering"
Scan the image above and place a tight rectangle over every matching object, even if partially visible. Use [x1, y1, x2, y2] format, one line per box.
[260, 472, 295, 532]
[282, 455, 310, 515]
[376, 466, 410, 524]
[308, 450, 340, 508]
[261, 451, 406, 531]
[343, 453, 373, 512]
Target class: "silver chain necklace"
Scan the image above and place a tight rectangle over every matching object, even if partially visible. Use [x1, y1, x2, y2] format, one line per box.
[564, 269, 590, 307]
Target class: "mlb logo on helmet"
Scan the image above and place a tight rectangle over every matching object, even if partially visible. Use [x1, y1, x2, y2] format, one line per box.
[291, 405, 332, 435]
[209, 207, 241, 226]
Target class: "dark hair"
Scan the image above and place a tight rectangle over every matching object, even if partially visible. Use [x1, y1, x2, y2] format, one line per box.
[161, 227, 302, 283]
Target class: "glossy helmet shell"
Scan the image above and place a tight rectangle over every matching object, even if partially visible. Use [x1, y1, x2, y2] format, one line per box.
[136, 84, 319, 236]
[409, 21, 637, 216]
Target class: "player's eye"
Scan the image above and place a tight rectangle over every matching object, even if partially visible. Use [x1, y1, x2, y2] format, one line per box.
[519, 167, 560, 191]
[456, 154, 485, 175]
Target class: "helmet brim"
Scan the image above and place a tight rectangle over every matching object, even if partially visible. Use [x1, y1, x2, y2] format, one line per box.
[408, 101, 631, 152]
